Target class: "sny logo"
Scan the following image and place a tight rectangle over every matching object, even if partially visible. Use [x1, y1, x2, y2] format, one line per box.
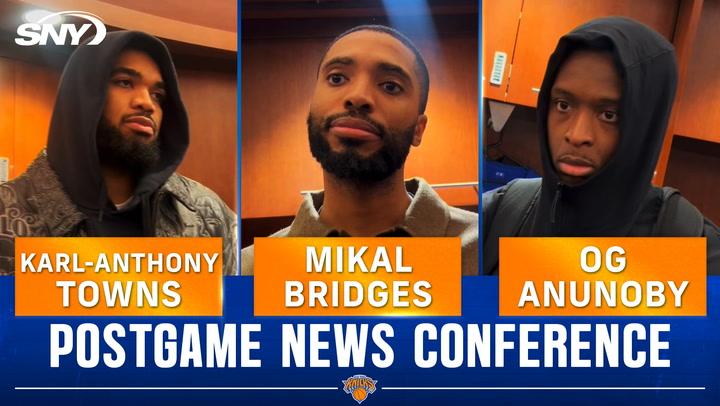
[342, 374, 377, 404]
[16, 11, 106, 46]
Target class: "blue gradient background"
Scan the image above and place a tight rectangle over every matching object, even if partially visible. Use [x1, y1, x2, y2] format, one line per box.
[1, 277, 718, 405]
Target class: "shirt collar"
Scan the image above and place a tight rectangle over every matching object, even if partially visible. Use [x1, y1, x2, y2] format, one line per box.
[285, 177, 451, 237]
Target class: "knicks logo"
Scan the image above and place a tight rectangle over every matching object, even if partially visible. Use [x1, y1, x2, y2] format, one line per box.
[342, 374, 377, 404]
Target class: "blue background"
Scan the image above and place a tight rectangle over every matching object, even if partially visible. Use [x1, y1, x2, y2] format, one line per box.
[1, 276, 718, 405]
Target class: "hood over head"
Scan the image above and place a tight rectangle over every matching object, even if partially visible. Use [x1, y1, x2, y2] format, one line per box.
[532, 17, 677, 236]
[46, 30, 189, 215]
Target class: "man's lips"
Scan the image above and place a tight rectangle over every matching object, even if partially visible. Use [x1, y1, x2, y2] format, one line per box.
[329, 117, 380, 141]
[556, 156, 595, 178]
[123, 116, 156, 136]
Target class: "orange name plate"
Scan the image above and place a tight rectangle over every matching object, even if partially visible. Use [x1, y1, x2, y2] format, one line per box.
[15, 237, 223, 316]
[254, 237, 461, 316]
[499, 237, 706, 316]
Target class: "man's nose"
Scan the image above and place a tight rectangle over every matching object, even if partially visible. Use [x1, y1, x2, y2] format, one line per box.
[343, 78, 374, 113]
[564, 109, 595, 147]
[131, 88, 155, 113]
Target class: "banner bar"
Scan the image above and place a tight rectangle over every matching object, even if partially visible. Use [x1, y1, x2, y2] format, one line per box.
[15, 387, 339, 391]
[381, 387, 706, 391]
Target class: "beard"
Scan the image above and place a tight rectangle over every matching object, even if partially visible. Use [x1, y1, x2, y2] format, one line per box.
[96, 117, 161, 176]
[307, 112, 415, 183]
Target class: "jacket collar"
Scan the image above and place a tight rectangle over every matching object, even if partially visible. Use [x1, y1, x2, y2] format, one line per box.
[285, 177, 451, 237]
[26, 152, 191, 234]
[24, 152, 85, 235]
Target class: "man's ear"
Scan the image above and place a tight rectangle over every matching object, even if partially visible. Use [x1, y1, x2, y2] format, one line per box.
[412, 115, 427, 147]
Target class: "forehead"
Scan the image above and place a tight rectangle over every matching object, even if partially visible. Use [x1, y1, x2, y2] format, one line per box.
[112, 49, 162, 77]
[552, 50, 621, 99]
[321, 30, 418, 77]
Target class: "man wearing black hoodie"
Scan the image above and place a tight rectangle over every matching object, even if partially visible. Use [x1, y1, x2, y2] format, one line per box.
[483, 17, 720, 275]
[0, 31, 237, 275]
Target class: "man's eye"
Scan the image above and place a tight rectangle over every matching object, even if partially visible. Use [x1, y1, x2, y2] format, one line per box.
[327, 74, 347, 86]
[554, 100, 570, 112]
[152, 91, 166, 103]
[381, 81, 403, 95]
[113, 78, 132, 88]
[600, 110, 619, 123]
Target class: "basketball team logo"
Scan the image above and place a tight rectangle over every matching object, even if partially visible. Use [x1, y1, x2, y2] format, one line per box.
[342, 374, 377, 404]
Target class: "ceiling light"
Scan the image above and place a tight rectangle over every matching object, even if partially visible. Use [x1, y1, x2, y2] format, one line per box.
[23, 9, 63, 25]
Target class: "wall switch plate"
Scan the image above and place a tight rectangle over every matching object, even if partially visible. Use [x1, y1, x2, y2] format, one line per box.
[490, 51, 508, 86]
[0, 157, 8, 183]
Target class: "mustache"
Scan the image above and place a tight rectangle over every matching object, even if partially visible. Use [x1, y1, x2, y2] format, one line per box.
[321, 112, 386, 138]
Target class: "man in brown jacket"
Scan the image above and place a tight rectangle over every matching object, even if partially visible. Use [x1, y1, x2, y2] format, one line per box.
[0, 31, 237, 275]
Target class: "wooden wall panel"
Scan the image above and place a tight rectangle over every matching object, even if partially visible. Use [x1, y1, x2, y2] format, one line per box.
[508, 0, 678, 107]
[653, 0, 703, 186]
[241, 38, 324, 219]
[407, 35, 478, 206]
[665, 136, 720, 224]
[674, 0, 720, 142]
[242, 34, 479, 218]
[13, 61, 59, 179]
[176, 69, 237, 209]
[0, 58, 14, 175]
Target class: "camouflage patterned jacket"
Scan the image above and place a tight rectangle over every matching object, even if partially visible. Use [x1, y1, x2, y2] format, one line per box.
[0, 154, 237, 275]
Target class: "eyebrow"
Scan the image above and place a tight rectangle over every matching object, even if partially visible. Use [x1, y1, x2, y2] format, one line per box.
[320, 57, 354, 72]
[320, 57, 413, 85]
[551, 87, 619, 105]
[111, 67, 165, 90]
[378, 62, 412, 85]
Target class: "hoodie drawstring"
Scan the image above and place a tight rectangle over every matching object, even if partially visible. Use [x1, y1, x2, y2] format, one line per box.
[97, 182, 107, 224]
[550, 183, 563, 226]
[141, 194, 155, 237]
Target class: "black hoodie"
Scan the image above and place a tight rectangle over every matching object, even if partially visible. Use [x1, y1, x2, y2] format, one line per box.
[531, 17, 676, 236]
[483, 17, 720, 275]
[46, 30, 189, 236]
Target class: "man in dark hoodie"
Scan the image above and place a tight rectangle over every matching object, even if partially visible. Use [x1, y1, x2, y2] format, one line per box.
[483, 17, 720, 275]
[0, 31, 237, 275]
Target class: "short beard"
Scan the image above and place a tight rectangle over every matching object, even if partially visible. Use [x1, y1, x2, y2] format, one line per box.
[96, 117, 161, 176]
[307, 112, 415, 184]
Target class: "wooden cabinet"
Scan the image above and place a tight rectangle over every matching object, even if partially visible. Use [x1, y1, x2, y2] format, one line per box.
[482, 0, 522, 102]
[0, 58, 59, 180]
[674, 0, 720, 143]
[483, 0, 679, 107]
[0, 59, 13, 174]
